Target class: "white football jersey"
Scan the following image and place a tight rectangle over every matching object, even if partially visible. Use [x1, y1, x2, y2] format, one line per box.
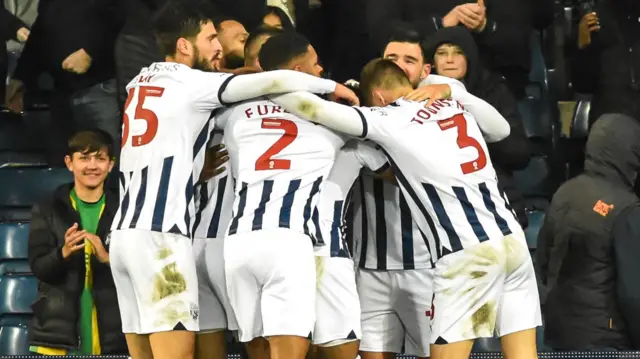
[193, 131, 235, 239]
[349, 176, 433, 270]
[112, 62, 233, 237]
[314, 141, 387, 257]
[218, 99, 345, 241]
[356, 99, 521, 258]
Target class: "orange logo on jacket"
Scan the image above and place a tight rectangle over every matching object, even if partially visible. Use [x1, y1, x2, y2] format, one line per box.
[593, 200, 614, 217]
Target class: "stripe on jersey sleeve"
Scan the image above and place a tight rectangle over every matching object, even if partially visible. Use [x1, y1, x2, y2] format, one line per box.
[353, 108, 368, 138]
[216, 74, 237, 106]
[479, 182, 512, 236]
[129, 166, 149, 227]
[279, 179, 301, 228]
[252, 180, 274, 231]
[452, 186, 489, 242]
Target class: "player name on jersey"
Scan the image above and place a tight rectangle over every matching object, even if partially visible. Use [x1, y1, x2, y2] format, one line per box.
[217, 99, 345, 242]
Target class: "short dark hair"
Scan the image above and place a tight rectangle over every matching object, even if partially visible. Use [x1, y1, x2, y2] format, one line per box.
[212, 14, 240, 29]
[264, 6, 295, 32]
[258, 32, 310, 71]
[359, 58, 412, 106]
[383, 24, 427, 62]
[152, 0, 217, 57]
[244, 25, 283, 64]
[67, 130, 115, 159]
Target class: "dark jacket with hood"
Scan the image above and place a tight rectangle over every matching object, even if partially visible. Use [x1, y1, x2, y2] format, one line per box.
[426, 27, 532, 228]
[27, 183, 127, 354]
[536, 114, 640, 350]
[571, 0, 640, 124]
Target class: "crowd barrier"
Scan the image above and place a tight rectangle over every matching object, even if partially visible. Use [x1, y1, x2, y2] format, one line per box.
[2, 354, 640, 359]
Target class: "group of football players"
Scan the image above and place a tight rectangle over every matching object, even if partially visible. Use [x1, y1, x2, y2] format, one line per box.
[106, 1, 542, 359]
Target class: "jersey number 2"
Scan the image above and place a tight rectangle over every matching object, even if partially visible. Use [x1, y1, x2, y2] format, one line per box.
[439, 114, 487, 174]
[255, 118, 298, 171]
[122, 86, 165, 148]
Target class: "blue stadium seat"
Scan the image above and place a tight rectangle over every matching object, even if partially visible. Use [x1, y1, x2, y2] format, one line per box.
[0, 321, 30, 355]
[514, 156, 553, 207]
[525, 210, 546, 250]
[527, 31, 549, 100]
[569, 100, 591, 139]
[0, 223, 29, 261]
[0, 167, 72, 208]
[518, 99, 552, 141]
[0, 274, 37, 316]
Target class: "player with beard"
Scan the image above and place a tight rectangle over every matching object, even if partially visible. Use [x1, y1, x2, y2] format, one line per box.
[214, 16, 249, 70]
[108, 2, 359, 359]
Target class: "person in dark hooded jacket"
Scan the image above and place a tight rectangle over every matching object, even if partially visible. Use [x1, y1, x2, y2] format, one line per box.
[536, 113, 640, 350]
[424, 26, 532, 228]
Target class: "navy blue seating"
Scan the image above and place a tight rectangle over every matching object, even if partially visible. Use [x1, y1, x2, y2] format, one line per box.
[0, 222, 31, 275]
[0, 167, 72, 209]
[569, 100, 591, 139]
[0, 315, 30, 355]
[0, 223, 29, 261]
[518, 99, 553, 141]
[525, 210, 546, 250]
[0, 110, 50, 166]
[514, 157, 553, 210]
[0, 274, 37, 316]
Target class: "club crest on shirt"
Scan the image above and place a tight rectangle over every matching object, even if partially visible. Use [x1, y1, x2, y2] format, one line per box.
[190, 303, 199, 321]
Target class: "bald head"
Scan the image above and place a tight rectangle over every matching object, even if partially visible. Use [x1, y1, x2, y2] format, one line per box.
[359, 58, 412, 106]
[217, 19, 248, 69]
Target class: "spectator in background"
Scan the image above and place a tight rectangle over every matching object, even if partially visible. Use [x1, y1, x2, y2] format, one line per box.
[0, 6, 29, 104]
[114, 0, 165, 109]
[243, 25, 283, 68]
[536, 114, 640, 351]
[424, 26, 532, 228]
[571, 0, 640, 126]
[365, 0, 552, 98]
[5, 0, 121, 166]
[27, 130, 127, 356]
[262, 5, 295, 31]
[215, 16, 249, 69]
[0, 7, 30, 43]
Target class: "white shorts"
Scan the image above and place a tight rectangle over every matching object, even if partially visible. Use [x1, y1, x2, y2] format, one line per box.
[109, 229, 199, 334]
[313, 256, 361, 345]
[430, 232, 542, 344]
[193, 237, 238, 332]
[224, 228, 316, 343]
[356, 268, 434, 357]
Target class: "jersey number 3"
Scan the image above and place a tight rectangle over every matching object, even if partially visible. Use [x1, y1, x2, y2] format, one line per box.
[256, 118, 298, 171]
[122, 86, 165, 148]
[439, 114, 487, 174]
